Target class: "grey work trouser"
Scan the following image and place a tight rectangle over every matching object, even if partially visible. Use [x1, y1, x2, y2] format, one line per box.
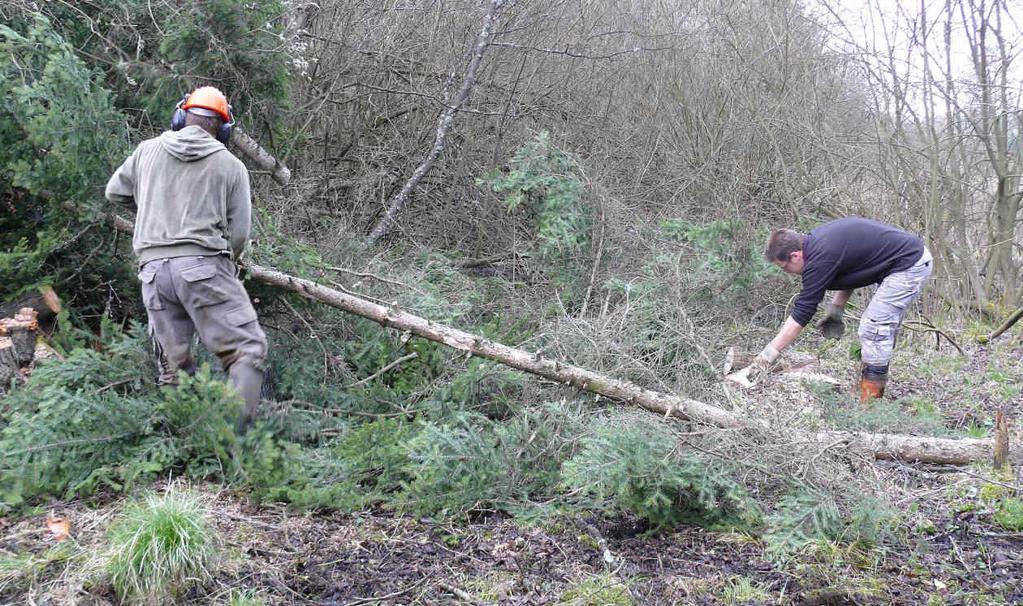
[137, 255, 267, 384]
[857, 248, 933, 366]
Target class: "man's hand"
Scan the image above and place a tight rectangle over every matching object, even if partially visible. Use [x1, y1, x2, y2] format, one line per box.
[816, 303, 845, 339]
[235, 250, 248, 280]
[725, 345, 780, 388]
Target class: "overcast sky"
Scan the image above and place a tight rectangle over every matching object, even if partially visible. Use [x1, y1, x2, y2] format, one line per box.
[812, 0, 1021, 78]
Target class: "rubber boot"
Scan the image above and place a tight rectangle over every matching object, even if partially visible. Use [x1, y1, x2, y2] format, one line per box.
[858, 363, 888, 404]
[229, 363, 264, 435]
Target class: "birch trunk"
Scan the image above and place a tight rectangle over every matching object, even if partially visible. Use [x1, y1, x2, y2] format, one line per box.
[247, 264, 1013, 466]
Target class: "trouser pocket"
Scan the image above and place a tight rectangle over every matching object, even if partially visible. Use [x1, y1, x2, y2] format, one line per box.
[858, 318, 895, 365]
[137, 261, 165, 310]
[180, 260, 230, 308]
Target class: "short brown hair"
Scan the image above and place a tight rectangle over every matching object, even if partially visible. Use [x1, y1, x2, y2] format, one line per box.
[184, 111, 224, 137]
[765, 229, 805, 262]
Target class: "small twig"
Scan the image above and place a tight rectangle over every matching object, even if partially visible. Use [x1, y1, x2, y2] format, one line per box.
[437, 582, 491, 606]
[345, 352, 419, 388]
[456, 252, 527, 268]
[903, 316, 966, 355]
[347, 575, 430, 604]
[949, 536, 971, 571]
[326, 265, 426, 295]
[329, 281, 391, 306]
[796, 438, 849, 480]
[93, 377, 136, 394]
[955, 468, 1020, 492]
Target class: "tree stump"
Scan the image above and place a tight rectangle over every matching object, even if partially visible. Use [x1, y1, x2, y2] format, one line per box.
[0, 308, 38, 395]
[0, 286, 60, 332]
[2, 308, 39, 365]
[0, 338, 18, 395]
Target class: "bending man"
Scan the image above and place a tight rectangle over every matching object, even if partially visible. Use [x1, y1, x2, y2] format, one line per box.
[105, 86, 267, 432]
[741, 217, 932, 402]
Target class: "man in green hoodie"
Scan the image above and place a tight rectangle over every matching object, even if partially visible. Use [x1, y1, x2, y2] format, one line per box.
[105, 86, 267, 433]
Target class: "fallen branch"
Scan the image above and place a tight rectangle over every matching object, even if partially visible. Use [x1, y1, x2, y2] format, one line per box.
[247, 264, 742, 429]
[247, 264, 1014, 466]
[984, 307, 1023, 343]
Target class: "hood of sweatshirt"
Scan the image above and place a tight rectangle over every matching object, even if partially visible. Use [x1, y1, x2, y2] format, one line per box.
[159, 125, 226, 162]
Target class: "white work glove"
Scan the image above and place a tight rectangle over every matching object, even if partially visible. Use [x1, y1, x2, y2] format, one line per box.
[726, 345, 780, 388]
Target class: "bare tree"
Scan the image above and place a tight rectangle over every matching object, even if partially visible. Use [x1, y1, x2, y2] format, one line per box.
[364, 0, 506, 246]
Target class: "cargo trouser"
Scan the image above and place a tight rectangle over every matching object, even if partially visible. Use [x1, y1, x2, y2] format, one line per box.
[137, 255, 267, 427]
[857, 248, 933, 366]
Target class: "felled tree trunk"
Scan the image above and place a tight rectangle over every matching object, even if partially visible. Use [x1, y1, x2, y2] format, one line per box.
[232, 128, 291, 186]
[247, 264, 1014, 466]
[817, 430, 1003, 466]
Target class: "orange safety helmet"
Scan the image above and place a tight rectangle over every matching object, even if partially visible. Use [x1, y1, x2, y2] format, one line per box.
[170, 86, 235, 144]
[181, 86, 232, 122]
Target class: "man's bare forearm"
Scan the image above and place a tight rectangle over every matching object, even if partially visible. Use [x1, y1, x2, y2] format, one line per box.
[768, 317, 804, 354]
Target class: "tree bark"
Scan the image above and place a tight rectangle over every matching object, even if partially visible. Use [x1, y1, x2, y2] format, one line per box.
[232, 127, 292, 186]
[0, 308, 38, 395]
[0, 339, 18, 395]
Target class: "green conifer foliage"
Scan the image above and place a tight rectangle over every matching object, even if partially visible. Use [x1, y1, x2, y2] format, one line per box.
[482, 131, 592, 304]
[29, 0, 289, 127]
[561, 418, 759, 531]
[0, 16, 133, 308]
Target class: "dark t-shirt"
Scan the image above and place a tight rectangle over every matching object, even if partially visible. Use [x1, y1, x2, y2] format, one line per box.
[791, 217, 924, 326]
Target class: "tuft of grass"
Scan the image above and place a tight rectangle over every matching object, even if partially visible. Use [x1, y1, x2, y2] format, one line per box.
[228, 589, 267, 606]
[718, 575, 774, 604]
[965, 422, 989, 438]
[993, 498, 1023, 531]
[106, 488, 218, 603]
[558, 573, 633, 605]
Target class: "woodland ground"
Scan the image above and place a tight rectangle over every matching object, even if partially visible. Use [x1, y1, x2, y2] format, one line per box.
[1, 330, 1021, 606]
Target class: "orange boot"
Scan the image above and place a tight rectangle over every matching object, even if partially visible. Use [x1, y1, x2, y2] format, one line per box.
[858, 364, 888, 404]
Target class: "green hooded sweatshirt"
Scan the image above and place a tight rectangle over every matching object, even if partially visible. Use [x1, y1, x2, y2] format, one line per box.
[105, 125, 251, 264]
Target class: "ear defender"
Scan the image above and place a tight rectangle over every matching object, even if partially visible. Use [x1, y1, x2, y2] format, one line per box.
[216, 105, 234, 146]
[170, 94, 189, 132]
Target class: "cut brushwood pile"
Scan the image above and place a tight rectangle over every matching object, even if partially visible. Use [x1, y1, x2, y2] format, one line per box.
[99, 179, 1012, 466]
[246, 264, 1016, 467]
